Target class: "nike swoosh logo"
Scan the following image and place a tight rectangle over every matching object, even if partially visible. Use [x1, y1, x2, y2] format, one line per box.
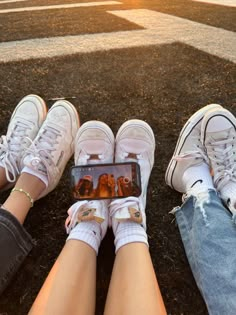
[191, 179, 203, 188]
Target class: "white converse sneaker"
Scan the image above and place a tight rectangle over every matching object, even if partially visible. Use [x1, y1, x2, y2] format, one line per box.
[165, 104, 222, 193]
[201, 107, 236, 213]
[22, 100, 79, 198]
[110, 119, 155, 229]
[0, 94, 47, 186]
[65, 121, 115, 252]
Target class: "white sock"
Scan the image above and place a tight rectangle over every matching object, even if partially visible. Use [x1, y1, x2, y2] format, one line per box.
[67, 221, 102, 255]
[183, 163, 214, 194]
[114, 220, 148, 253]
[21, 166, 48, 188]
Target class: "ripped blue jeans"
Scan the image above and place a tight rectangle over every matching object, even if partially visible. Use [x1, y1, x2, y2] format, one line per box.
[174, 189, 236, 315]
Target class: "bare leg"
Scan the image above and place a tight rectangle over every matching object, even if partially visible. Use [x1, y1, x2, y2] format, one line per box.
[104, 243, 167, 315]
[29, 240, 96, 315]
[104, 119, 167, 315]
[29, 120, 114, 314]
[3, 173, 45, 224]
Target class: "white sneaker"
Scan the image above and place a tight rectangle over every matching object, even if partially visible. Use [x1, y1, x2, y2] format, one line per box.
[74, 120, 115, 165]
[22, 100, 79, 198]
[0, 94, 47, 186]
[110, 119, 155, 229]
[165, 104, 222, 193]
[65, 121, 115, 238]
[201, 107, 236, 213]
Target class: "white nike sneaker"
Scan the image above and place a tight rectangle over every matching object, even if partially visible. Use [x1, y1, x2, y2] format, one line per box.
[22, 100, 79, 198]
[65, 121, 115, 239]
[165, 104, 222, 193]
[109, 119, 155, 230]
[201, 107, 236, 213]
[0, 94, 47, 186]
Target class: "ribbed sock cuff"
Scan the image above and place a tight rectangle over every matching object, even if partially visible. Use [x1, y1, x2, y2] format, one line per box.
[114, 221, 148, 253]
[66, 222, 102, 255]
[21, 166, 48, 188]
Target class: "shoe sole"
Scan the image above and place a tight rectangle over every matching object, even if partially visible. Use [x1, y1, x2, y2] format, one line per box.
[116, 119, 155, 145]
[165, 104, 222, 190]
[201, 107, 236, 145]
[11, 94, 47, 126]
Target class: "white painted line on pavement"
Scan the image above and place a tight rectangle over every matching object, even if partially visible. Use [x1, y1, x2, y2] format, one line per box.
[0, 9, 235, 63]
[0, 0, 28, 4]
[0, 1, 121, 13]
[193, 0, 236, 7]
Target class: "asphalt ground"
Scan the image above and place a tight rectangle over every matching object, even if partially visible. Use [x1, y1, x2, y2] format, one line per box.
[0, 0, 235, 314]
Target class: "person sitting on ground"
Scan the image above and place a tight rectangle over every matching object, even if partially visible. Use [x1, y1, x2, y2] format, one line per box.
[29, 119, 167, 315]
[166, 104, 236, 315]
[0, 94, 79, 295]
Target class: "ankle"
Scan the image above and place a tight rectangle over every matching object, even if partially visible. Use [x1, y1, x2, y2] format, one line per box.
[15, 172, 46, 200]
[183, 163, 214, 193]
[113, 220, 148, 253]
[67, 220, 102, 255]
[3, 193, 31, 225]
[65, 200, 109, 254]
[22, 166, 48, 189]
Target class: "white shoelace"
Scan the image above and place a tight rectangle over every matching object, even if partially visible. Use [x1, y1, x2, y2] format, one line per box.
[207, 136, 236, 190]
[24, 126, 61, 180]
[0, 121, 31, 182]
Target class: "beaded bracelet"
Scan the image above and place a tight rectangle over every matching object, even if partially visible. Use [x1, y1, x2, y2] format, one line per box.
[11, 188, 34, 208]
